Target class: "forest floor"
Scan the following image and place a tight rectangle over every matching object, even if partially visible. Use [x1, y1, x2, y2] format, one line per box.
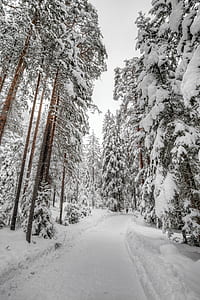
[0, 209, 200, 300]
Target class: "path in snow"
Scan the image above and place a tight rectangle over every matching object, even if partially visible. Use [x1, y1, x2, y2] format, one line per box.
[0, 214, 147, 300]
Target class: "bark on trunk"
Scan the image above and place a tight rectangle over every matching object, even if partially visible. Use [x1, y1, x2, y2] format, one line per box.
[53, 186, 56, 207]
[10, 72, 41, 230]
[39, 72, 59, 185]
[0, 73, 7, 94]
[59, 154, 66, 225]
[0, 41, 17, 94]
[137, 126, 144, 184]
[23, 77, 47, 195]
[43, 94, 59, 183]
[0, 30, 33, 144]
[26, 69, 59, 243]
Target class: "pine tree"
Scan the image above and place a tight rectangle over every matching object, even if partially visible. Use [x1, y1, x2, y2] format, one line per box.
[114, 57, 144, 211]
[102, 111, 126, 211]
[111, 0, 200, 245]
[25, 0, 107, 242]
[84, 132, 102, 208]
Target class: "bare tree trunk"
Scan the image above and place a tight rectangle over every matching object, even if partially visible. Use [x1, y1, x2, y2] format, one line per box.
[0, 73, 7, 94]
[92, 133, 95, 208]
[139, 147, 144, 169]
[59, 154, 66, 224]
[0, 61, 25, 141]
[23, 77, 47, 195]
[53, 186, 56, 207]
[137, 126, 144, 184]
[43, 94, 59, 183]
[26, 69, 59, 243]
[0, 41, 17, 94]
[26, 124, 49, 243]
[39, 73, 59, 185]
[0, 30, 33, 144]
[10, 72, 41, 230]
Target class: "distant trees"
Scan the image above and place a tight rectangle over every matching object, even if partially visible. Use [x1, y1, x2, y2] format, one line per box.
[84, 132, 102, 208]
[101, 111, 126, 211]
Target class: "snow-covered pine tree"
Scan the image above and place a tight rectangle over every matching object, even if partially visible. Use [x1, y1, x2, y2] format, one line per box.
[26, 0, 107, 242]
[148, 0, 200, 244]
[101, 110, 115, 207]
[0, 138, 22, 227]
[102, 111, 126, 211]
[113, 0, 200, 245]
[169, 0, 200, 245]
[114, 57, 144, 211]
[133, 2, 187, 229]
[84, 132, 102, 208]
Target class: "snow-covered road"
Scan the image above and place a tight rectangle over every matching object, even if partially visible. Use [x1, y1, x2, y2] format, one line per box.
[0, 214, 146, 300]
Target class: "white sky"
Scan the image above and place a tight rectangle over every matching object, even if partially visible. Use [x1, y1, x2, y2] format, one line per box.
[89, 0, 151, 140]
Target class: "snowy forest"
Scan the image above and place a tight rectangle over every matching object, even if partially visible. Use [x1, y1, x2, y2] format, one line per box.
[0, 0, 200, 250]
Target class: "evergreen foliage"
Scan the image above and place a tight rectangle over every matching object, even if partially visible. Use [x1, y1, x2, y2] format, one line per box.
[101, 111, 126, 211]
[113, 0, 200, 245]
[0, 0, 106, 242]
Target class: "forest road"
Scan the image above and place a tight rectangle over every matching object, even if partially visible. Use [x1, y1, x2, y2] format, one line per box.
[1, 214, 147, 300]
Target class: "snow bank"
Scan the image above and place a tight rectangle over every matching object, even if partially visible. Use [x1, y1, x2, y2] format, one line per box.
[0, 208, 109, 285]
[126, 214, 200, 300]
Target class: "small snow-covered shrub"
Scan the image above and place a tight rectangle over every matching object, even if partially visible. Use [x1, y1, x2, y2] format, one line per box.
[182, 209, 200, 246]
[80, 205, 91, 218]
[0, 210, 6, 228]
[22, 183, 55, 239]
[64, 201, 91, 224]
[64, 202, 81, 224]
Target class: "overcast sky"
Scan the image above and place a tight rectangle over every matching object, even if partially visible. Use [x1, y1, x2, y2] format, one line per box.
[89, 0, 151, 140]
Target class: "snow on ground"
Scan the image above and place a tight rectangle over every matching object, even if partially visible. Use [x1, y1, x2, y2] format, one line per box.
[0, 208, 109, 286]
[0, 210, 200, 300]
[0, 213, 146, 300]
[126, 213, 200, 300]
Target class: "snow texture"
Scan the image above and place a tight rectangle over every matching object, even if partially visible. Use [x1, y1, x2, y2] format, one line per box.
[126, 213, 200, 300]
[190, 5, 200, 36]
[0, 212, 200, 300]
[181, 45, 200, 105]
[154, 171, 178, 218]
[168, 0, 184, 33]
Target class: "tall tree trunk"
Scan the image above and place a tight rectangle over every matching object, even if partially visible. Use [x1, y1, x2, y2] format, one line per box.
[53, 186, 56, 207]
[0, 41, 17, 94]
[0, 28, 33, 144]
[43, 94, 59, 183]
[92, 133, 95, 208]
[139, 146, 144, 169]
[0, 61, 26, 137]
[26, 69, 59, 243]
[59, 154, 66, 224]
[23, 77, 47, 195]
[39, 74, 59, 185]
[9, 61, 26, 112]
[137, 126, 144, 184]
[0, 72, 7, 94]
[10, 72, 41, 230]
